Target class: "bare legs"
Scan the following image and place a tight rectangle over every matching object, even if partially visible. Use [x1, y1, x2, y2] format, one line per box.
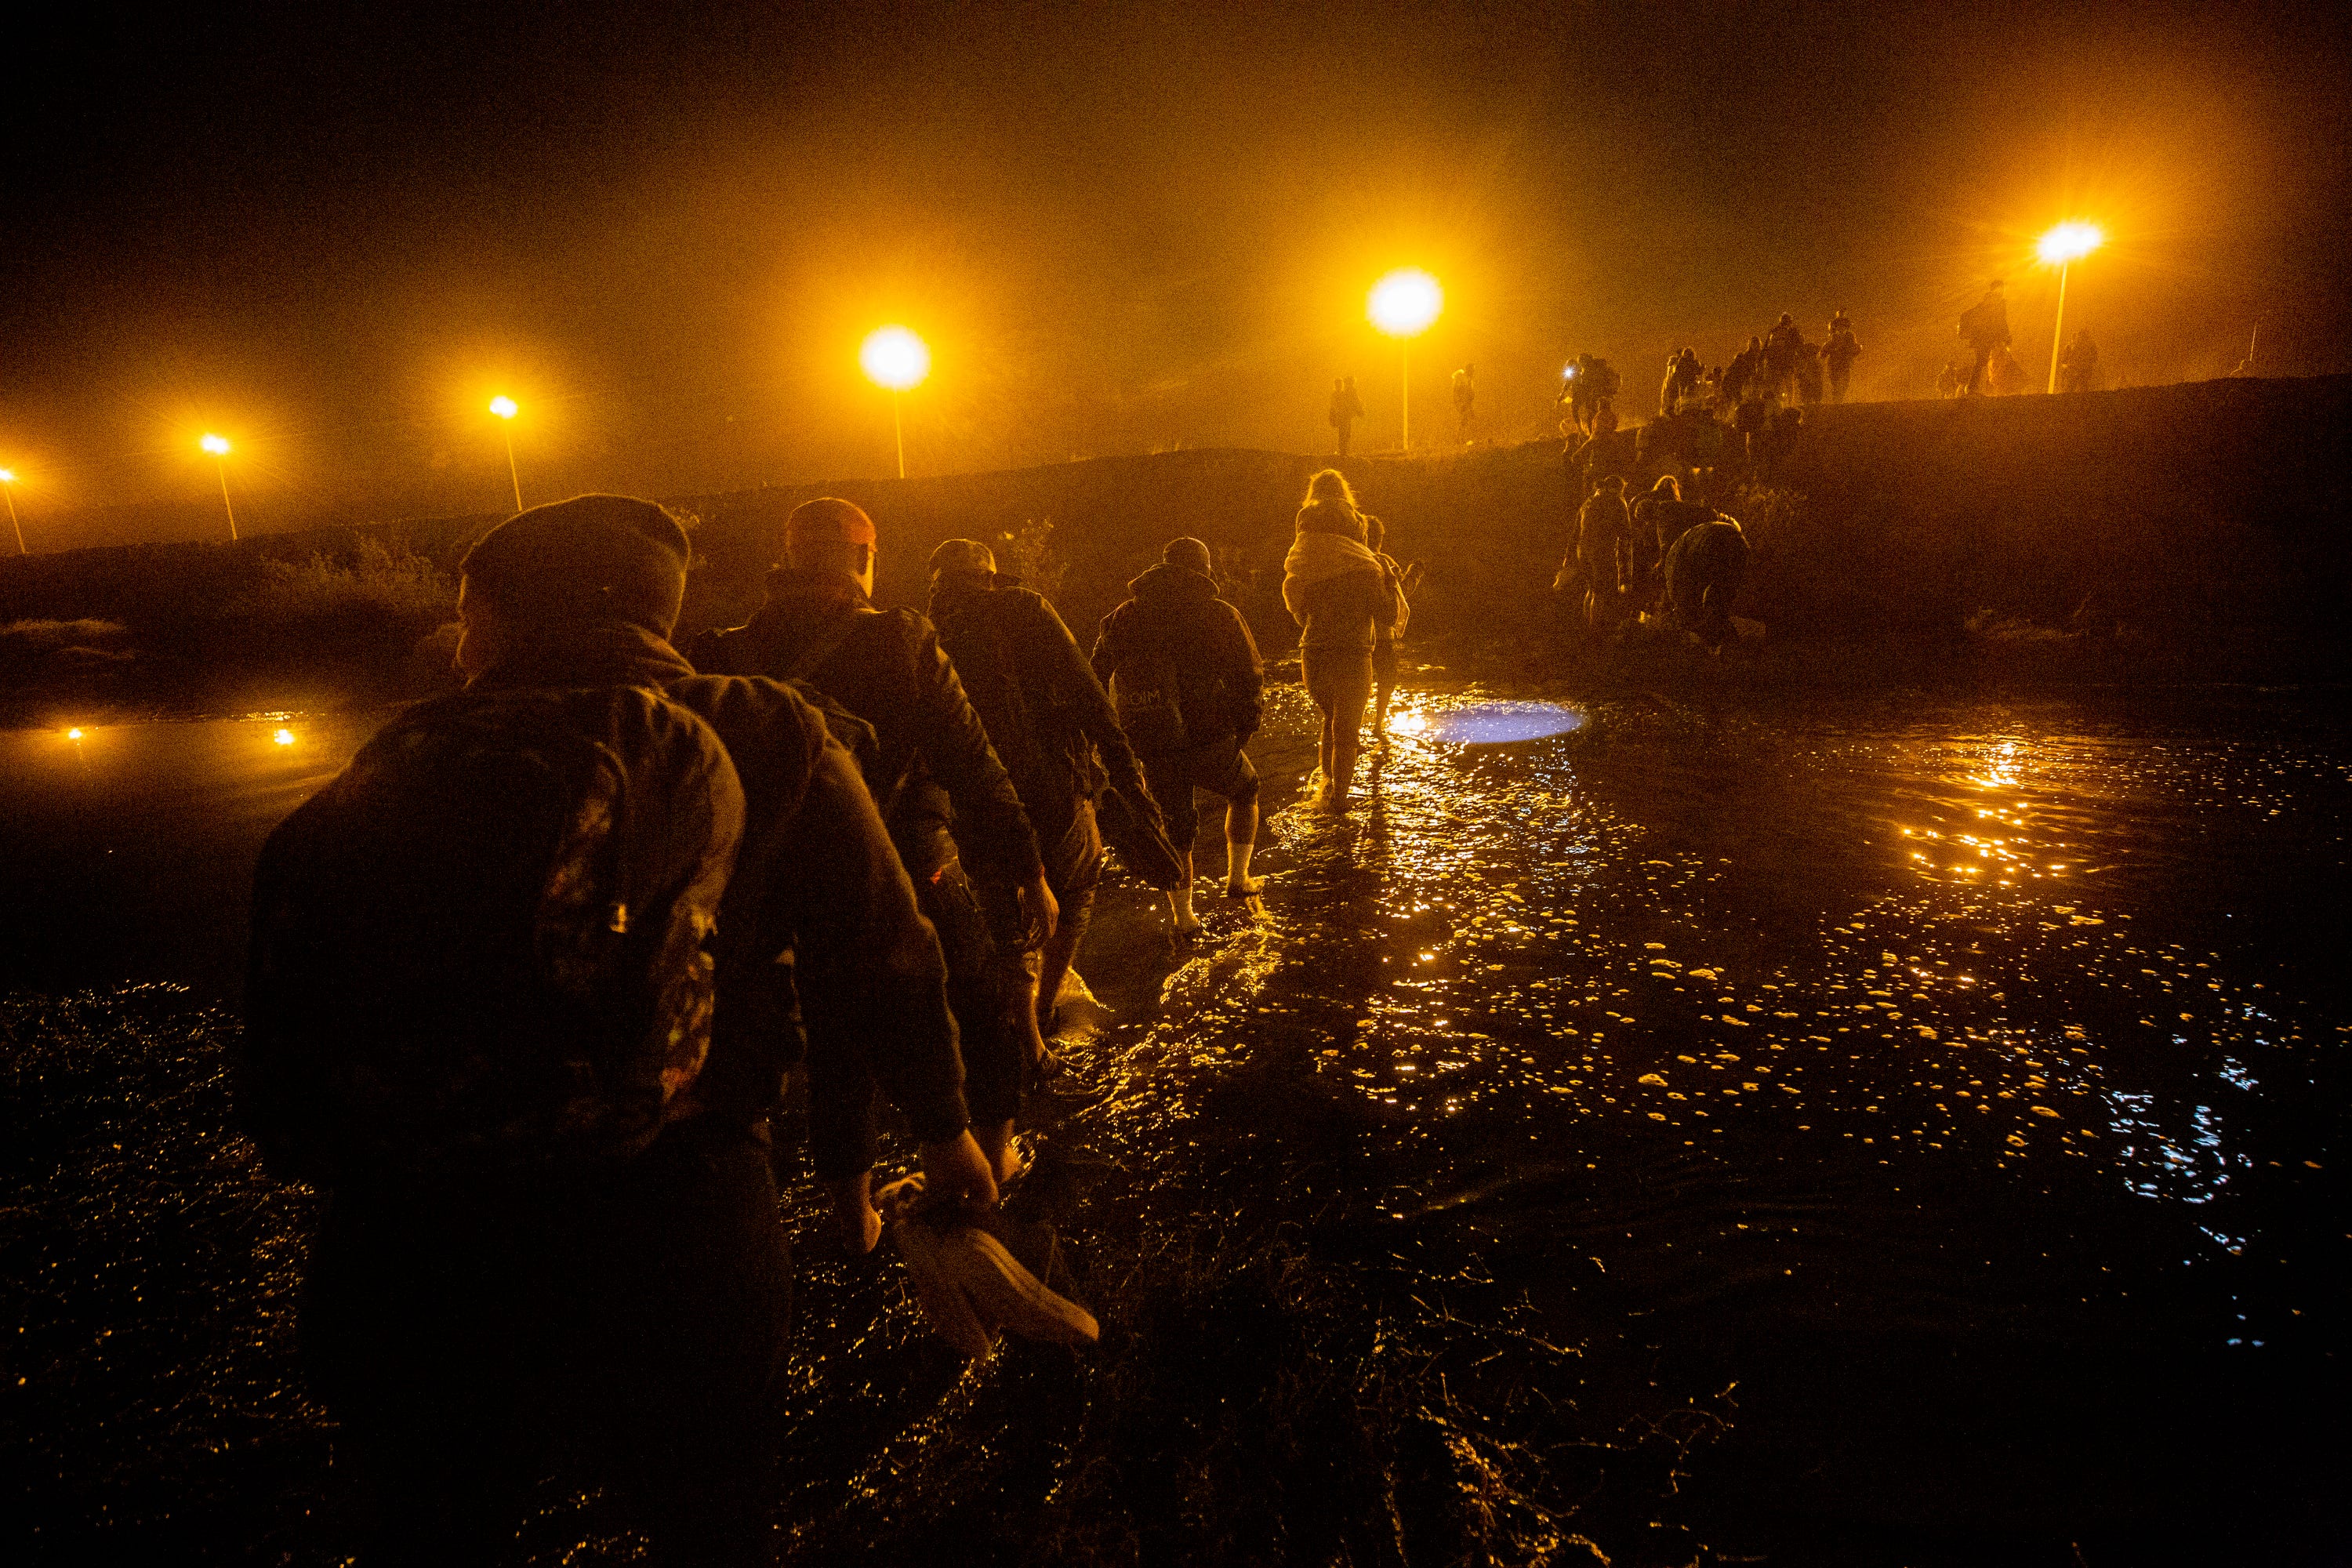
[1318, 684, 1370, 810]
[1225, 796, 1261, 892]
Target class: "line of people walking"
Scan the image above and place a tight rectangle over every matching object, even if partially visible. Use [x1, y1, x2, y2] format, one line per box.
[238, 463, 1417, 1560]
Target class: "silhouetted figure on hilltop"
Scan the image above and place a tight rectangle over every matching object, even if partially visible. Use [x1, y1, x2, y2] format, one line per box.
[2058, 329, 2100, 394]
[1824, 312, 1861, 402]
[1960, 280, 2010, 396]
[1329, 376, 1364, 456]
[1763, 314, 1804, 404]
[1722, 337, 1759, 406]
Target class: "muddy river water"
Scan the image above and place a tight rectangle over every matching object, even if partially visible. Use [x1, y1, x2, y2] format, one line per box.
[3, 684, 2346, 1561]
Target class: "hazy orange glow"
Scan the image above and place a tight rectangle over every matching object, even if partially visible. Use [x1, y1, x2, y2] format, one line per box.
[199, 434, 231, 456]
[488, 395, 518, 419]
[0, 468, 15, 484]
[272, 728, 296, 746]
[2038, 223, 2104, 266]
[860, 326, 931, 391]
[1368, 270, 1443, 337]
[65, 728, 83, 741]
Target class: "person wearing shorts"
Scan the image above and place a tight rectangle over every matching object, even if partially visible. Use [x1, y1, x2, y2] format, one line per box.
[1091, 535, 1266, 934]
[1282, 470, 1400, 812]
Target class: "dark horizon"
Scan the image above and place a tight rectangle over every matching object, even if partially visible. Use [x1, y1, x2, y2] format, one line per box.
[6, 0, 2349, 547]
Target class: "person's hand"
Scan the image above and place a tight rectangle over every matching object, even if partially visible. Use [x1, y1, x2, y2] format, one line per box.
[919, 1130, 1000, 1213]
[1400, 562, 1427, 596]
[1014, 872, 1058, 950]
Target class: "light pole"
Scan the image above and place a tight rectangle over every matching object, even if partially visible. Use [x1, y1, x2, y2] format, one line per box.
[859, 326, 931, 478]
[2038, 222, 2103, 394]
[200, 434, 238, 541]
[0, 468, 22, 554]
[489, 396, 524, 512]
[1368, 270, 1443, 449]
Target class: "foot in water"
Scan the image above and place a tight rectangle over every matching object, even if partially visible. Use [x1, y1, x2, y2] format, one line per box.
[1225, 873, 1264, 896]
[1172, 909, 1204, 938]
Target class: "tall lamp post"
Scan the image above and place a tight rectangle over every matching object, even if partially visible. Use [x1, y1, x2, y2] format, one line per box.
[1368, 269, 1443, 449]
[0, 468, 23, 555]
[199, 434, 238, 541]
[489, 396, 524, 512]
[2038, 223, 2103, 394]
[859, 326, 931, 478]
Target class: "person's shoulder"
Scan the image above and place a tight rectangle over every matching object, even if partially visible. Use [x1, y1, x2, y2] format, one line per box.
[666, 670, 824, 750]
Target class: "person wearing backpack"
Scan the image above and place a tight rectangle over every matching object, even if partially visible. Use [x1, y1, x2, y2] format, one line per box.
[245, 495, 994, 1565]
[689, 495, 1054, 1235]
[927, 537, 1167, 1049]
[1089, 535, 1266, 936]
[1960, 279, 2011, 396]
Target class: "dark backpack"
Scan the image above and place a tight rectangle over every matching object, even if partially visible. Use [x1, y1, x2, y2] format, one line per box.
[1107, 615, 1191, 757]
[242, 685, 745, 1187]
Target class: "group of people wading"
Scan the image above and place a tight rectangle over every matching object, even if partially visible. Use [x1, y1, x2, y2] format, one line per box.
[238, 469, 1414, 1562]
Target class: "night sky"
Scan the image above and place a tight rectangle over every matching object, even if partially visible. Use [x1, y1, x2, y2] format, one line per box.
[6, 1, 2348, 543]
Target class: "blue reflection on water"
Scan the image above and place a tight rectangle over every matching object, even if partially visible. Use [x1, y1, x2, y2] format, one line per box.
[1414, 701, 1584, 746]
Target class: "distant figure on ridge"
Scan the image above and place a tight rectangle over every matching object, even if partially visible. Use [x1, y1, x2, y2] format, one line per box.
[1823, 312, 1861, 402]
[1959, 279, 2010, 396]
[1090, 537, 1266, 936]
[1452, 365, 1476, 441]
[2058, 329, 2100, 394]
[1282, 469, 1401, 813]
[1763, 314, 1804, 405]
[1330, 376, 1365, 456]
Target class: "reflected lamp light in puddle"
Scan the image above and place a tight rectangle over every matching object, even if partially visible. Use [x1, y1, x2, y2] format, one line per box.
[1412, 702, 1584, 746]
[272, 728, 296, 746]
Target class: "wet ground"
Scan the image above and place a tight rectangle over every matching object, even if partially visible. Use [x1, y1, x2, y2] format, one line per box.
[5, 683, 2348, 1563]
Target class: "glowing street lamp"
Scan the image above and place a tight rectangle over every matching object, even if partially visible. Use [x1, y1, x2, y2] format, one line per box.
[860, 326, 931, 479]
[199, 434, 238, 541]
[0, 467, 22, 555]
[2037, 222, 2103, 394]
[1368, 270, 1443, 449]
[488, 396, 524, 513]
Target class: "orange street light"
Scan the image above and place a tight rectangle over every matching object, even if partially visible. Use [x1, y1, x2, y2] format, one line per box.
[199, 434, 238, 540]
[0, 467, 22, 554]
[488, 396, 524, 512]
[2037, 223, 2103, 394]
[1368, 270, 1443, 449]
[860, 326, 931, 479]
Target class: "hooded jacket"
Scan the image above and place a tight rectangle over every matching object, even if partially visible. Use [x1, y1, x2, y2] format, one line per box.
[1089, 561, 1265, 746]
[473, 621, 970, 1146]
[688, 568, 1043, 890]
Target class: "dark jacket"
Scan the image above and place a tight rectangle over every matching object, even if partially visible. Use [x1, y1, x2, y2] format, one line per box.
[1576, 493, 1632, 568]
[688, 569, 1043, 889]
[929, 575, 1159, 837]
[1089, 562, 1265, 747]
[1960, 292, 2011, 349]
[478, 623, 969, 1146]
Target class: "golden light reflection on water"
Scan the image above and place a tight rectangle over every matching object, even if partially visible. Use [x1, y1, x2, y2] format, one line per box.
[1083, 692, 2321, 1235]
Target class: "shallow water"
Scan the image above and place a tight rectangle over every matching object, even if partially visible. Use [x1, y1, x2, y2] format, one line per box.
[1052, 684, 2350, 1555]
[4, 686, 2347, 1559]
